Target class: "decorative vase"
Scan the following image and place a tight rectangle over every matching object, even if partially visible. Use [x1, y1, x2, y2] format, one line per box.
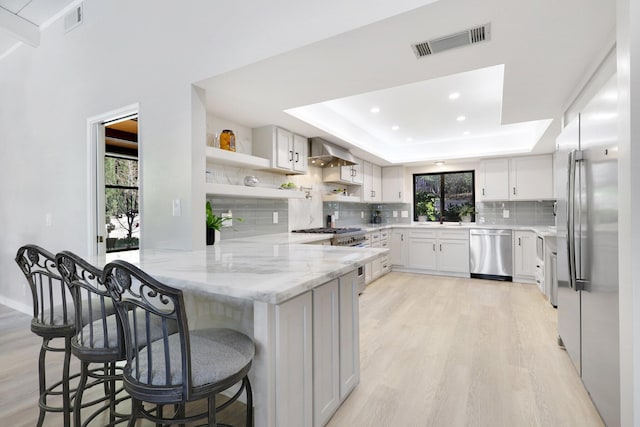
[461, 215, 471, 223]
[418, 215, 427, 223]
[206, 228, 215, 245]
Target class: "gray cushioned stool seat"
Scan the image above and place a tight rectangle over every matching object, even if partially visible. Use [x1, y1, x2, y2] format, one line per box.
[132, 328, 255, 387]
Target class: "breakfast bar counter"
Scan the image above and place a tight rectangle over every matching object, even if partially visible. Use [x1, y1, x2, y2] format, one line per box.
[92, 241, 386, 427]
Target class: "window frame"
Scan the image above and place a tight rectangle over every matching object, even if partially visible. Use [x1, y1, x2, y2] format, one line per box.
[412, 170, 476, 222]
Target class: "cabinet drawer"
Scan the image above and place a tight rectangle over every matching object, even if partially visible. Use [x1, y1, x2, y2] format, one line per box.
[409, 230, 437, 239]
[380, 230, 389, 240]
[369, 232, 380, 242]
[438, 229, 469, 240]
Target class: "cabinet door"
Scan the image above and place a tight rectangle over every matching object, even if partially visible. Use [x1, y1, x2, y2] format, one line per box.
[292, 133, 308, 173]
[371, 164, 382, 201]
[390, 231, 407, 266]
[340, 165, 353, 182]
[509, 155, 553, 200]
[339, 270, 360, 400]
[275, 291, 312, 427]
[371, 240, 382, 278]
[362, 162, 375, 202]
[313, 280, 340, 427]
[382, 166, 405, 202]
[275, 127, 294, 170]
[514, 230, 537, 278]
[408, 238, 437, 270]
[478, 158, 510, 201]
[438, 239, 470, 274]
[352, 161, 364, 184]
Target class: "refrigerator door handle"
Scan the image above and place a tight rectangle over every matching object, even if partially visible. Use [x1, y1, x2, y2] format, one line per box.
[567, 149, 585, 292]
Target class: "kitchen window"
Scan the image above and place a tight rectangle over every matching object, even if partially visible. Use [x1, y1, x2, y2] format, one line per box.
[413, 171, 476, 222]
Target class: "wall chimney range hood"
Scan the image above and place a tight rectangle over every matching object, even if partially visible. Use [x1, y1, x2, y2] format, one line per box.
[308, 137, 356, 167]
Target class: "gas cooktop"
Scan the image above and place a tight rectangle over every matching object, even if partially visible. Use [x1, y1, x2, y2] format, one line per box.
[292, 227, 362, 234]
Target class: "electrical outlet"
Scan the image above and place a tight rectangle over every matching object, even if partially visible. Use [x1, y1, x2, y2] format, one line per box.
[393, 211, 398, 218]
[334, 210, 339, 220]
[45, 213, 52, 227]
[273, 212, 278, 224]
[503, 209, 510, 218]
[172, 199, 181, 216]
[401, 211, 409, 218]
[222, 211, 232, 227]
[361, 211, 364, 219]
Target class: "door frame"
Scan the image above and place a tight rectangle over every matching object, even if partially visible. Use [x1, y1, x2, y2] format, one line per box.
[86, 103, 139, 257]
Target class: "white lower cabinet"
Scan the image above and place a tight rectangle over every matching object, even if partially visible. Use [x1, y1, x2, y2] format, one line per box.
[276, 291, 313, 427]
[366, 230, 390, 284]
[401, 229, 470, 276]
[390, 230, 408, 267]
[312, 271, 360, 427]
[313, 280, 340, 427]
[514, 230, 537, 281]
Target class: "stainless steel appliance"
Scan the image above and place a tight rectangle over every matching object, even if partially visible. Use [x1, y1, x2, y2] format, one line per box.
[292, 227, 367, 247]
[556, 72, 619, 427]
[469, 228, 513, 281]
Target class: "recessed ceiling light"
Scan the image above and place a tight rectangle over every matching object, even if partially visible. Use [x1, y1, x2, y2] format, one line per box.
[391, 125, 400, 131]
[434, 161, 445, 166]
[406, 137, 413, 142]
[371, 107, 380, 113]
[463, 131, 471, 135]
[456, 115, 466, 122]
[449, 92, 460, 100]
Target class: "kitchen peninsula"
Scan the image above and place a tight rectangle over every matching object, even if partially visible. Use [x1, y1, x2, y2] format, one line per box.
[95, 238, 386, 427]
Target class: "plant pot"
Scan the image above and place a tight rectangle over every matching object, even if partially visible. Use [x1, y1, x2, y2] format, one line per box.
[461, 215, 471, 223]
[418, 215, 427, 223]
[206, 228, 215, 245]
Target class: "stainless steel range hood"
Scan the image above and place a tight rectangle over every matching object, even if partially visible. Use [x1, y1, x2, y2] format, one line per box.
[308, 137, 356, 167]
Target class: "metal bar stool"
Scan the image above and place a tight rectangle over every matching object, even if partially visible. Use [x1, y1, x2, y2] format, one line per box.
[56, 251, 127, 427]
[15, 245, 76, 427]
[103, 259, 255, 427]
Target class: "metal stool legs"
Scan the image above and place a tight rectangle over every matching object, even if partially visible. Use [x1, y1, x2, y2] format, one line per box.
[37, 336, 72, 427]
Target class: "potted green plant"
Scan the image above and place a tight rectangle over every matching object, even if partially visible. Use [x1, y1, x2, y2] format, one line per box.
[206, 201, 243, 245]
[415, 200, 437, 222]
[458, 204, 477, 223]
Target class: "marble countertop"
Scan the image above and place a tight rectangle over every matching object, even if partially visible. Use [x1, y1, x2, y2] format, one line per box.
[97, 241, 385, 305]
[357, 223, 557, 237]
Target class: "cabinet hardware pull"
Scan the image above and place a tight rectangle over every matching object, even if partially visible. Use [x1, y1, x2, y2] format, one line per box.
[513, 187, 516, 195]
[482, 188, 485, 196]
[440, 244, 442, 251]
[433, 243, 436, 251]
[401, 234, 404, 241]
[398, 191, 401, 199]
[295, 152, 299, 163]
[289, 150, 294, 162]
[518, 237, 521, 246]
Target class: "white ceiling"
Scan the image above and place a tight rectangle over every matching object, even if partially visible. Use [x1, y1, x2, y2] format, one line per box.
[0, 0, 78, 59]
[198, 0, 615, 166]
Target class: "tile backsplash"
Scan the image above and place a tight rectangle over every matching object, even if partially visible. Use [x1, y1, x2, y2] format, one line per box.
[208, 196, 289, 239]
[323, 202, 412, 227]
[476, 201, 556, 226]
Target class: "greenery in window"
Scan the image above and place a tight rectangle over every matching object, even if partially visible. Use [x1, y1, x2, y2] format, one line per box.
[105, 156, 139, 252]
[413, 171, 475, 222]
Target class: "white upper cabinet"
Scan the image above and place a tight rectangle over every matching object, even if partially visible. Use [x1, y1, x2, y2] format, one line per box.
[382, 166, 407, 203]
[509, 155, 554, 200]
[478, 158, 510, 201]
[478, 155, 554, 201]
[323, 159, 363, 185]
[362, 161, 381, 202]
[252, 125, 308, 174]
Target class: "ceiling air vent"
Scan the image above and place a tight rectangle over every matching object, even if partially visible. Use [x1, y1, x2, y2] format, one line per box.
[412, 23, 490, 58]
[64, 3, 83, 33]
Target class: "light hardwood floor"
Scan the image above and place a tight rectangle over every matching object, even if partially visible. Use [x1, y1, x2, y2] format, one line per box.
[328, 273, 604, 427]
[1, 273, 604, 426]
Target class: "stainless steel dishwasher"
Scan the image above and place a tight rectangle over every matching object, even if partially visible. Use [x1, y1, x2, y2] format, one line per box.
[469, 229, 513, 281]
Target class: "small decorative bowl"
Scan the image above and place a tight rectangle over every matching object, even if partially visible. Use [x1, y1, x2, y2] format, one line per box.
[244, 175, 259, 187]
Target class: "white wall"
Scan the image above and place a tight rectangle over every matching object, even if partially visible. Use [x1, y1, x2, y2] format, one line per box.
[0, 0, 436, 309]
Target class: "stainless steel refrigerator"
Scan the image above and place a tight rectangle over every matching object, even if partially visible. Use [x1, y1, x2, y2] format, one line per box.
[555, 73, 619, 426]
